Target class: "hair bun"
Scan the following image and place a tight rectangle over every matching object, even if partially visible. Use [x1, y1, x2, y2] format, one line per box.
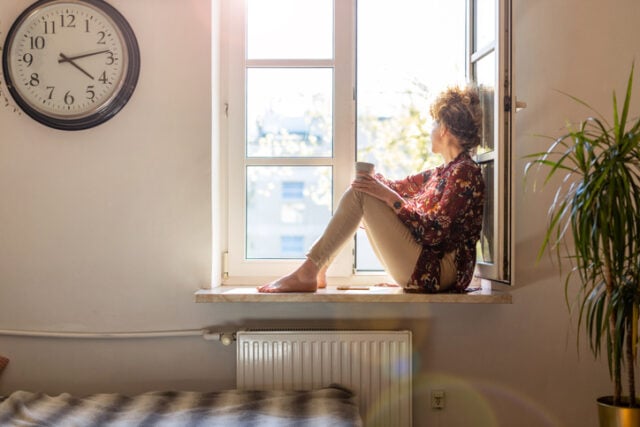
[429, 85, 483, 152]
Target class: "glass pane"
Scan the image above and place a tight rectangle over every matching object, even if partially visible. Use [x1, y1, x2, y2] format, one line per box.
[246, 68, 333, 158]
[474, 0, 495, 51]
[478, 161, 494, 264]
[355, 229, 381, 271]
[247, 0, 333, 59]
[356, 0, 466, 271]
[474, 51, 496, 154]
[479, 85, 495, 153]
[246, 166, 332, 259]
[475, 51, 495, 87]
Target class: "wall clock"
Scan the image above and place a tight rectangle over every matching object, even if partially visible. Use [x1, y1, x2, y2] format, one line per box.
[2, 0, 140, 130]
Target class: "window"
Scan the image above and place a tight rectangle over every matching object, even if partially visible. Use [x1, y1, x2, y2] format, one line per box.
[219, 0, 512, 285]
[470, 0, 513, 283]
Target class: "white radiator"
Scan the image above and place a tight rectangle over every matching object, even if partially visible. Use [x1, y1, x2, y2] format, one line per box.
[236, 330, 412, 427]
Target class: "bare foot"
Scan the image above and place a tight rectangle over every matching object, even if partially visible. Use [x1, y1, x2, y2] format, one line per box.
[257, 259, 320, 293]
[317, 265, 328, 289]
[257, 274, 317, 293]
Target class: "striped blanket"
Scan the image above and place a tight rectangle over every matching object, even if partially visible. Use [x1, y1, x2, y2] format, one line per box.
[0, 386, 362, 426]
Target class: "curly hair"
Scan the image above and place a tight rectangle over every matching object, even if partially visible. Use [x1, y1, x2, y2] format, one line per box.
[429, 85, 483, 152]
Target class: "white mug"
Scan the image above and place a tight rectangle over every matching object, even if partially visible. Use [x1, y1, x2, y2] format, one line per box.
[355, 161, 375, 176]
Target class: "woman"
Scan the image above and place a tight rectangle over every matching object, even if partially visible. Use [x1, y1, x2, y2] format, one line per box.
[258, 85, 485, 293]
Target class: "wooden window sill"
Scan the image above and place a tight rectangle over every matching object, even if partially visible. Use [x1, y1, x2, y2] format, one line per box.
[194, 286, 512, 304]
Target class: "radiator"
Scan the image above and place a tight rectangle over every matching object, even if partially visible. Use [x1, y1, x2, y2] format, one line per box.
[236, 330, 412, 427]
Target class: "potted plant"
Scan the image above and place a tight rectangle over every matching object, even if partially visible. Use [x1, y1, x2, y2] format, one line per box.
[526, 64, 640, 426]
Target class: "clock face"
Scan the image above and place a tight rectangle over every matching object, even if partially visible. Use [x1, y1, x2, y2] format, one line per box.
[2, 0, 140, 130]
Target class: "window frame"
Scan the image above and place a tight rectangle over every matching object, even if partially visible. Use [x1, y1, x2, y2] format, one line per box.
[217, 0, 512, 287]
[468, 0, 513, 284]
[221, 0, 357, 285]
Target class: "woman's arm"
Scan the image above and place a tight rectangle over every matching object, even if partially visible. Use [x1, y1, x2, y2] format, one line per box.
[376, 170, 432, 198]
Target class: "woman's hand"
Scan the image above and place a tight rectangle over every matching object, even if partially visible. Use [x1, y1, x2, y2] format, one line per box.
[351, 173, 404, 211]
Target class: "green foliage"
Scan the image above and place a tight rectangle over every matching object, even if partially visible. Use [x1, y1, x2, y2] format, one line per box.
[526, 64, 640, 406]
[358, 80, 440, 178]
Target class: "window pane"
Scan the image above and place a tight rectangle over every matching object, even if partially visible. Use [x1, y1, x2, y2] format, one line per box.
[479, 85, 495, 153]
[246, 68, 333, 158]
[281, 236, 305, 256]
[356, 0, 466, 271]
[474, 51, 495, 87]
[474, 52, 496, 153]
[474, 0, 495, 51]
[478, 161, 494, 264]
[354, 230, 377, 271]
[246, 166, 332, 259]
[247, 0, 333, 59]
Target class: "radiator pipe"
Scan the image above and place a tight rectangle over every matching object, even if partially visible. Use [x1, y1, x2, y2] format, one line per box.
[0, 328, 236, 344]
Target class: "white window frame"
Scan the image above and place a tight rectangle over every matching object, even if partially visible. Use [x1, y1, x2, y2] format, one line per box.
[217, 0, 512, 287]
[469, 0, 513, 284]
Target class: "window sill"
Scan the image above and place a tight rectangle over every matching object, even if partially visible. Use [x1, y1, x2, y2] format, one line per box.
[194, 285, 512, 304]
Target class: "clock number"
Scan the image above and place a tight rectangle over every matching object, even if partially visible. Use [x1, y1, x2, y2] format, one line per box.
[64, 91, 75, 105]
[22, 53, 33, 67]
[97, 31, 106, 45]
[86, 86, 96, 101]
[61, 14, 76, 28]
[105, 51, 115, 65]
[44, 21, 56, 34]
[99, 71, 109, 84]
[85, 19, 90, 33]
[46, 86, 55, 100]
[29, 73, 40, 87]
[30, 36, 45, 50]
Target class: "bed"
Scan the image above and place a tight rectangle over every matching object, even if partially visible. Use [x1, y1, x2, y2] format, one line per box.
[0, 385, 362, 426]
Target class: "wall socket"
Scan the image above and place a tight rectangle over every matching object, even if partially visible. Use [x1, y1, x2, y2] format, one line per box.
[431, 390, 446, 410]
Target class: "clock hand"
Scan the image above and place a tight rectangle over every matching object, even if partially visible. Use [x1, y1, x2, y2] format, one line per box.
[58, 53, 94, 80]
[57, 49, 112, 63]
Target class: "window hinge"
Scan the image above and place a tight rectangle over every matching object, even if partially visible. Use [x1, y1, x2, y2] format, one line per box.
[222, 251, 229, 279]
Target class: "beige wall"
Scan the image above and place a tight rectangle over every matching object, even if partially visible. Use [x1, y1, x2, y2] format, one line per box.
[1, 0, 639, 426]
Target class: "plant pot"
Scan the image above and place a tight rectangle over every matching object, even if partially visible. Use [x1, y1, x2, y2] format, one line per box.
[597, 396, 640, 426]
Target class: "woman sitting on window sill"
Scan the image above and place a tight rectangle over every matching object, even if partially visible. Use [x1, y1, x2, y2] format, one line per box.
[258, 85, 485, 294]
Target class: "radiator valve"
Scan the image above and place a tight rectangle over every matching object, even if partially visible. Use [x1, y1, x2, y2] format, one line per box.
[202, 330, 235, 345]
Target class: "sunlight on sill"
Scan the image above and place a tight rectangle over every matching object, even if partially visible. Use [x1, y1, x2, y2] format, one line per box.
[194, 284, 512, 304]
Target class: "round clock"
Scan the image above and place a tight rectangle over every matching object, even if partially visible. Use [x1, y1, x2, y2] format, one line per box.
[2, 0, 140, 130]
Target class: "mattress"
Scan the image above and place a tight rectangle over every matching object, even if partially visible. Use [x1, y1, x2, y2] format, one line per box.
[0, 385, 362, 426]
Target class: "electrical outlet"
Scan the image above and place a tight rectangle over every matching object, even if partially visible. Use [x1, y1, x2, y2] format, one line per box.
[431, 390, 445, 410]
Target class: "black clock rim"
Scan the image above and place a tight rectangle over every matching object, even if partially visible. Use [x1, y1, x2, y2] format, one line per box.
[1, 0, 141, 131]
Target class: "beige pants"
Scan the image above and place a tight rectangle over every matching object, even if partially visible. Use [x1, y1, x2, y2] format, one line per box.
[307, 188, 456, 290]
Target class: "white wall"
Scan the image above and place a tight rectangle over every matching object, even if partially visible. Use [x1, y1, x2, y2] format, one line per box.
[1, 0, 639, 426]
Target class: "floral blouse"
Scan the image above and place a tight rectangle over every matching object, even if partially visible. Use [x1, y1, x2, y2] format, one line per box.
[379, 152, 485, 292]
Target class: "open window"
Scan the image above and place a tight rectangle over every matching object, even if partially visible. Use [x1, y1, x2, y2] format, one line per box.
[218, 0, 512, 286]
[469, 0, 513, 283]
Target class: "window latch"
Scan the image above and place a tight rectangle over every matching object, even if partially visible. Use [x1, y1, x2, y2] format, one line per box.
[505, 96, 527, 112]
